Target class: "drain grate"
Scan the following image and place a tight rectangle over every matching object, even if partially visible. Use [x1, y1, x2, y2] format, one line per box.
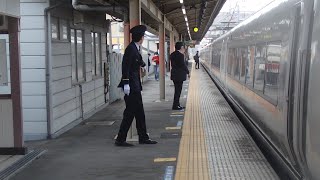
[85, 121, 115, 126]
[160, 132, 182, 139]
[0, 149, 45, 180]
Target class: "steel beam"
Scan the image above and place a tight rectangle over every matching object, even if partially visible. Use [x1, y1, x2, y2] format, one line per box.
[141, 0, 179, 38]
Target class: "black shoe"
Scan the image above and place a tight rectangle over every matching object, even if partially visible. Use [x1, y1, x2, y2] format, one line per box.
[115, 141, 134, 147]
[178, 106, 185, 109]
[139, 139, 158, 144]
[172, 106, 183, 110]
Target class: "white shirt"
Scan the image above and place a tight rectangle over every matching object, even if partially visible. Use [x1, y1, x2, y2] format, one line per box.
[134, 42, 140, 52]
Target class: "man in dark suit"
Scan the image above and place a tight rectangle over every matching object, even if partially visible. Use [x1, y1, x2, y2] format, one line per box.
[194, 51, 200, 69]
[116, 25, 157, 147]
[170, 42, 190, 110]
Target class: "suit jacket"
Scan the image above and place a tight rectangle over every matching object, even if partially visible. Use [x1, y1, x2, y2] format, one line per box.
[194, 54, 199, 62]
[118, 42, 146, 92]
[170, 50, 190, 82]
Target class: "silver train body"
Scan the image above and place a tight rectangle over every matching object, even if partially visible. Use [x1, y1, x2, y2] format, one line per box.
[201, 0, 320, 179]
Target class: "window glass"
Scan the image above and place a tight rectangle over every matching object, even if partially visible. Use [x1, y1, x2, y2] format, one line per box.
[60, 20, 68, 40]
[91, 32, 96, 76]
[227, 48, 236, 75]
[51, 17, 58, 40]
[246, 46, 255, 87]
[254, 45, 266, 92]
[212, 49, 221, 69]
[234, 48, 240, 80]
[71, 29, 77, 82]
[77, 30, 84, 81]
[264, 41, 281, 101]
[240, 48, 247, 83]
[95, 33, 102, 76]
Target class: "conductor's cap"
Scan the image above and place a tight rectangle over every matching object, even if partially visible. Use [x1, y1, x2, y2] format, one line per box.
[130, 25, 147, 36]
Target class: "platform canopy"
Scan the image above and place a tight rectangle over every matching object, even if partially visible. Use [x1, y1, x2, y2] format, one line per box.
[76, 0, 225, 42]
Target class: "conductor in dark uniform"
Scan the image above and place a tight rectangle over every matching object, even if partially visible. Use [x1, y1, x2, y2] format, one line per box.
[115, 25, 157, 147]
[170, 42, 190, 110]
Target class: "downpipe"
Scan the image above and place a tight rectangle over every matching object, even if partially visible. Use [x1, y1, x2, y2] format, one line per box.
[45, 3, 63, 139]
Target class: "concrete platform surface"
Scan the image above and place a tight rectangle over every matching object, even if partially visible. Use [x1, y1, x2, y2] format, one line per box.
[10, 75, 189, 180]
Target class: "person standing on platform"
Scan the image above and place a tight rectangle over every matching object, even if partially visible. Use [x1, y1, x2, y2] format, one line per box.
[170, 42, 190, 110]
[116, 25, 157, 147]
[147, 53, 151, 74]
[194, 51, 200, 69]
[152, 52, 160, 81]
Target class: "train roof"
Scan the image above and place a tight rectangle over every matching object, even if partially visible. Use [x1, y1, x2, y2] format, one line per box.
[209, 0, 297, 46]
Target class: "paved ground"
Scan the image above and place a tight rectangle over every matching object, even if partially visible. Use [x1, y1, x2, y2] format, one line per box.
[11, 74, 190, 180]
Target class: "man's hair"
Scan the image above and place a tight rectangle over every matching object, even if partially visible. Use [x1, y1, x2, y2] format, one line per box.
[132, 34, 144, 42]
[175, 42, 184, 50]
[154, 52, 158, 55]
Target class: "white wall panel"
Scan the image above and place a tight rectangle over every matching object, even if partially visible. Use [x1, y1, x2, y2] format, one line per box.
[85, 52, 92, 63]
[21, 56, 45, 69]
[85, 72, 92, 82]
[20, 2, 47, 16]
[22, 95, 46, 108]
[53, 98, 77, 120]
[52, 54, 71, 68]
[95, 86, 104, 98]
[20, 16, 45, 30]
[52, 42, 71, 56]
[22, 82, 46, 95]
[53, 108, 79, 133]
[52, 88, 76, 107]
[0, 0, 20, 17]
[95, 94, 105, 107]
[23, 109, 46, 122]
[21, 43, 45, 56]
[21, 69, 46, 82]
[52, 66, 71, 81]
[83, 99, 95, 114]
[82, 81, 95, 94]
[24, 121, 47, 134]
[52, 77, 72, 94]
[82, 90, 95, 104]
[20, 29, 45, 43]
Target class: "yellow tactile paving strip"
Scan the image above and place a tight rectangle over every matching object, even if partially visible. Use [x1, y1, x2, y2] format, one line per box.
[175, 65, 210, 180]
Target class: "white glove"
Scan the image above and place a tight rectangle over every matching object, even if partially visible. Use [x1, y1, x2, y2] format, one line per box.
[124, 84, 130, 95]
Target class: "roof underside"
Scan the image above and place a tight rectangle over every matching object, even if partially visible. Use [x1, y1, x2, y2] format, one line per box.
[78, 0, 225, 41]
[152, 0, 221, 41]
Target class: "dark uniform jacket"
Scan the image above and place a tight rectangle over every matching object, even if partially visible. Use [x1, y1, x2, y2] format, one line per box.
[170, 50, 190, 82]
[118, 42, 145, 92]
[194, 53, 200, 62]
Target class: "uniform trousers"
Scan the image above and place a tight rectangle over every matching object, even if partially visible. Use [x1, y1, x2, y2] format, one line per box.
[195, 61, 200, 69]
[173, 81, 183, 107]
[116, 92, 149, 142]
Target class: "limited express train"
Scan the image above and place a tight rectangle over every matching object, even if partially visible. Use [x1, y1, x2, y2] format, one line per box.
[201, 0, 320, 179]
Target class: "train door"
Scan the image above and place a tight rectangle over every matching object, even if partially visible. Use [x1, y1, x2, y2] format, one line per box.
[304, 0, 320, 179]
[288, 1, 315, 178]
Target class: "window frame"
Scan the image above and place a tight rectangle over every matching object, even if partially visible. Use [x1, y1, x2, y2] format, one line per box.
[91, 32, 102, 77]
[71, 28, 86, 84]
[51, 17, 59, 40]
[51, 17, 70, 42]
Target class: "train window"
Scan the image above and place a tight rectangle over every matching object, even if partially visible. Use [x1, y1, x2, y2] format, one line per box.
[227, 48, 236, 75]
[240, 48, 247, 83]
[234, 49, 240, 80]
[246, 46, 255, 87]
[264, 41, 281, 102]
[217, 50, 221, 68]
[254, 45, 267, 92]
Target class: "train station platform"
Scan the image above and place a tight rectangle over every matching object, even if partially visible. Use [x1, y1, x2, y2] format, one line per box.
[8, 63, 278, 180]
